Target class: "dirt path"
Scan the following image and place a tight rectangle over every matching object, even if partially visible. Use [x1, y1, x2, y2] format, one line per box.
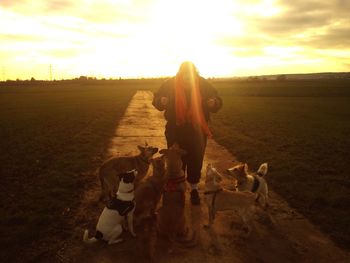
[58, 90, 349, 263]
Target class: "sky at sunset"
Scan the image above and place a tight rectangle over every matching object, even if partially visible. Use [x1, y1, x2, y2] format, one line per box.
[1, 0, 350, 80]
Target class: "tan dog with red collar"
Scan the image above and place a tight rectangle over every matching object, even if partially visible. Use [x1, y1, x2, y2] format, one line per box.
[157, 143, 196, 252]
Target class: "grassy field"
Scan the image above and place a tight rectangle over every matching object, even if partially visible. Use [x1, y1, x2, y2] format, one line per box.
[1, 78, 349, 261]
[211, 79, 350, 249]
[0, 80, 165, 261]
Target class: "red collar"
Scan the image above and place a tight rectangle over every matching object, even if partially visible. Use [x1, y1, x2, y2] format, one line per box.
[164, 176, 186, 192]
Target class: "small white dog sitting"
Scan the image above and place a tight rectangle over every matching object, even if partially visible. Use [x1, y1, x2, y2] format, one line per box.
[83, 169, 137, 244]
[227, 163, 269, 209]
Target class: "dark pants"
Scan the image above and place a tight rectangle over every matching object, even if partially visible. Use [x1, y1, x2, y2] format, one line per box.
[165, 123, 207, 184]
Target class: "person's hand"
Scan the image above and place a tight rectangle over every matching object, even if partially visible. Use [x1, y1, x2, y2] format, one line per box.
[160, 97, 168, 106]
[207, 98, 216, 108]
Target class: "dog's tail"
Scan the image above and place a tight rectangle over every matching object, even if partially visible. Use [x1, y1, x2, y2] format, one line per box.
[257, 163, 268, 177]
[83, 229, 99, 244]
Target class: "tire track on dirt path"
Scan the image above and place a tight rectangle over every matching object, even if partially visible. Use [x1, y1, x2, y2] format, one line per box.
[59, 90, 349, 263]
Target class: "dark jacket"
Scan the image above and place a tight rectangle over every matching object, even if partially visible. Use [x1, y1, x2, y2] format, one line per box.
[152, 77, 222, 127]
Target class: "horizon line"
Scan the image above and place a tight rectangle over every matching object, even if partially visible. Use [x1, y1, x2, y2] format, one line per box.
[1, 71, 350, 82]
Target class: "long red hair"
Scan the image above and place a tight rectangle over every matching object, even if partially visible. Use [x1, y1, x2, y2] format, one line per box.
[175, 62, 211, 137]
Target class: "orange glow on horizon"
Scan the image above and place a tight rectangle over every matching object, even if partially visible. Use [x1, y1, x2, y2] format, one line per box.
[0, 0, 349, 80]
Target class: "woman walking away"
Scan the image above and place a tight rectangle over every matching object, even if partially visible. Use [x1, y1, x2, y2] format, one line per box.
[152, 61, 222, 205]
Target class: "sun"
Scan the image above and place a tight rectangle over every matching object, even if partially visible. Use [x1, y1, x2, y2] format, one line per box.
[115, 0, 244, 77]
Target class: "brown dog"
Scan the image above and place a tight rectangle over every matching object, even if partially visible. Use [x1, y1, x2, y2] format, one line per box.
[134, 156, 166, 260]
[134, 156, 166, 226]
[157, 143, 195, 252]
[99, 144, 158, 201]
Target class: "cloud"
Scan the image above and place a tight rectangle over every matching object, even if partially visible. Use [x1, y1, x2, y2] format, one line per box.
[251, 12, 331, 36]
[45, 0, 74, 11]
[0, 33, 47, 42]
[0, 0, 26, 8]
[1, 0, 350, 78]
[216, 0, 350, 57]
[248, 0, 350, 37]
[302, 26, 350, 49]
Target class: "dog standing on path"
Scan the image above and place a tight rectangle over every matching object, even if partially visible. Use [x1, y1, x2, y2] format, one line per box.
[204, 164, 257, 234]
[227, 163, 269, 208]
[83, 170, 137, 244]
[99, 143, 158, 201]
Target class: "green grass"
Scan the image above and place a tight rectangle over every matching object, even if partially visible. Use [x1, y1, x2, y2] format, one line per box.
[210, 80, 350, 249]
[0, 81, 143, 261]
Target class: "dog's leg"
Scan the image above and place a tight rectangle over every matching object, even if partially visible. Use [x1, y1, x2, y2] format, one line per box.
[255, 193, 261, 203]
[167, 232, 176, 254]
[145, 216, 157, 261]
[209, 206, 216, 226]
[204, 206, 215, 228]
[108, 225, 123, 245]
[127, 210, 136, 237]
[264, 194, 269, 209]
[239, 209, 253, 236]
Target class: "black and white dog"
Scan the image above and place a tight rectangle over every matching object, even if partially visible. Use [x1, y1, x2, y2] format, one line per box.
[83, 169, 137, 244]
[227, 163, 269, 209]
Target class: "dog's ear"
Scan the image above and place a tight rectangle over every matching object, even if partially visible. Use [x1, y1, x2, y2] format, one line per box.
[257, 163, 268, 176]
[119, 170, 136, 184]
[152, 147, 159, 154]
[137, 145, 145, 152]
[243, 163, 248, 174]
[159, 149, 168, 155]
[238, 163, 248, 177]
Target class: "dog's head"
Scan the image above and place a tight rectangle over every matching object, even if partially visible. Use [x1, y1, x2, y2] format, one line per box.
[138, 142, 158, 161]
[205, 163, 223, 186]
[151, 156, 166, 178]
[118, 169, 137, 193]
[226, 163, 248, 180]
[159, 143, 186, 176]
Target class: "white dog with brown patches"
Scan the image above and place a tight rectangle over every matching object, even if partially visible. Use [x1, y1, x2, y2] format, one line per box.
[83, 170, 137, 245]
[227, 163, 269, 209]
[204, 164, 257, 234]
